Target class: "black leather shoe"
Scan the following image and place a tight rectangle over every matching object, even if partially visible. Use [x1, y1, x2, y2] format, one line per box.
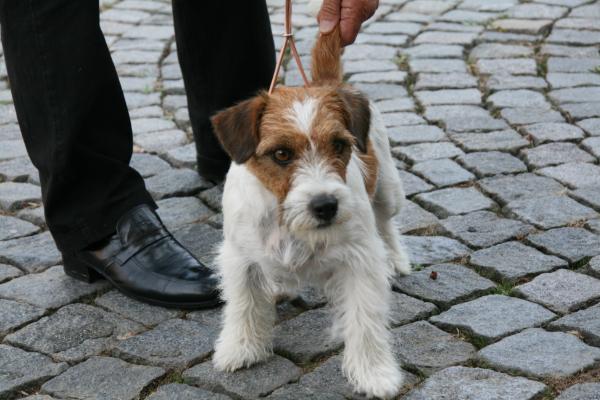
[62, 205, 221, 309]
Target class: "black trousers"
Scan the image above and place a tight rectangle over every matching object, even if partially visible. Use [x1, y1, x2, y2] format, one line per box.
[0, 0, 275, 253]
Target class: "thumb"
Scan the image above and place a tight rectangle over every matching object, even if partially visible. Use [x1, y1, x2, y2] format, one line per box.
[319, 0, 341, 34]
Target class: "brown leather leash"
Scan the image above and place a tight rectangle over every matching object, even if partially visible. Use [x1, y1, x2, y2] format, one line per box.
[268, 0, 311, 94]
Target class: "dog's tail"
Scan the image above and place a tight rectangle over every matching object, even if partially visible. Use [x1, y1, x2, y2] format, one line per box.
[309, 0, 343, 84]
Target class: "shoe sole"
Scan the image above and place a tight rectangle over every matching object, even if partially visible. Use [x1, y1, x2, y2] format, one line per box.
[63, 254, 222, 310]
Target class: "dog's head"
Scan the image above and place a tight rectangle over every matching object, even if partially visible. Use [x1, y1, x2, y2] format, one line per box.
[211, 28, 373, 241]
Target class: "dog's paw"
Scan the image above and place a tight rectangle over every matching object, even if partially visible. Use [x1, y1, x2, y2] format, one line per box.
[352, 366, 404, 399]
[390, 253, 412, 276]
[212, 338, 271, 372]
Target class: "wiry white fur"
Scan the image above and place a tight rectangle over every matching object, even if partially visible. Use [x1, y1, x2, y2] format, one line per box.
[213, 99, 411, 399]
[287, 98, 318, 135]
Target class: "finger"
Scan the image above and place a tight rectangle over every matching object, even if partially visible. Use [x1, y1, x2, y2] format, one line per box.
[364, 0, 379, 19]
[340, 15, 361, 45]
[319, 0, 341, 34]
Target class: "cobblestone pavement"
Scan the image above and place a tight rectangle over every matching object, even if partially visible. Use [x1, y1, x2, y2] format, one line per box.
[1, 0, 600, 399]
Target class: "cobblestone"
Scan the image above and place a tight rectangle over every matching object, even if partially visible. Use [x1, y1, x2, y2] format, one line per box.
[0, 182, 41, 211]
[0, 232, 62, 273]
[41, 356, 165, 400]
[501, 108, 565, 125]
[114, 318, 217, 370]
[403, 366, 547, 400]
[451, 129, 529, 152]
[0, 265, 108, 309]
[478, 328, 600, 378]
[5, 303, 144, 362]
[440, 211, 532, 248]
[146, 168, 212, 199]
[130, 152, 171, 178]
[415, 89, 481, 106]
[403, 236, 472, 265]
[0, 157, 38, 183]
[470, 241, 567, 281]
[297, 354, 417, 399]
[147, 383, 231, 400]
[395, 200, 440, 234]
[476, 58, 537, 75]
[392, 321, 477, 375]
[274, 308, 342, 363]
[505, 195, 598, 229]
[479, 173, 566, 205]
[415, 187, 495, 217]
[521, 142, 594, 168]
[550, 303, 600, 347]
[183, 355, 302, 399]
[515, 269, 600, 314]
[488, 90, 549, 109]
[1, 2, 600, 397]
[527, 227, 600, 263]
[556, 383, 600, 400]
[391, 292, 438, 326]
[539, 162, 600, 189]
[393, 142, 464, 163]
[0, 215, 40, 241]
[458, 151, 526, 177]
[395, 263, 494, 307]
[577, 118, 600, 136]
[0, 299, 45, 336]
[412, 158, 474, 187]
[431, 295, 556, 341]
[95, 290, 182, 326]
[388, 125, 445, 145]
[571, 188, 600, 211]
[0, 344, 67, 399]
[0, 263, 21, 283]
[485, 74, 547, 91]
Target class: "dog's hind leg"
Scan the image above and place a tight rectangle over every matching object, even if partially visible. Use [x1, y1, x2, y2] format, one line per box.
[213, 243, 275, 372]
[377, 211, 412, 276]
[372, 170, 411, 276]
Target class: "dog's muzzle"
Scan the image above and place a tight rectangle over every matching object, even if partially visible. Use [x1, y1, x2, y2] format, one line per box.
[309, 193, 338, 226]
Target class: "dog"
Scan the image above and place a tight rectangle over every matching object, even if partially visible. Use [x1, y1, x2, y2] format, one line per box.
[209, 18, 411, 400]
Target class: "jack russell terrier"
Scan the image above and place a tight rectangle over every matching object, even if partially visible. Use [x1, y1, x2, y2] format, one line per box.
[209, 11, 411, 399]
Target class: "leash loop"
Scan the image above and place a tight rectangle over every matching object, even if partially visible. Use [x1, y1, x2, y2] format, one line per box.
[268, 0, 311, 94]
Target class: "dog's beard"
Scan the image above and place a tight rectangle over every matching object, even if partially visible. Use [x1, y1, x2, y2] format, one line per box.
[281, 185, 353, 250]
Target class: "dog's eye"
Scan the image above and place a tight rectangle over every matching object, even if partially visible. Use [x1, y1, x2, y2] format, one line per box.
[272, 148, 293, 165]
[333, 139, 348, 154]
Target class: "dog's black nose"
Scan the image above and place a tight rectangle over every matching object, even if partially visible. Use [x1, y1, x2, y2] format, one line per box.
[309, 194, 338, 222]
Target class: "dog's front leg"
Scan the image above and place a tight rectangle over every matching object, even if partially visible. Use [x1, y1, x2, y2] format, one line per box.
[213, 244, 275, 372]
[331, 246, 403, 399]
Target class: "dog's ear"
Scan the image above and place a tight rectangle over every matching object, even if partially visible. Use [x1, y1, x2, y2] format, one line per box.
[211, 94, 267, 164]
[336, 87, 371, 153]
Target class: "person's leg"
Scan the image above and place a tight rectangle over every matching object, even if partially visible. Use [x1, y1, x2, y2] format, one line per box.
[0, 0, 155, 253]
[172, 0, 275, 182]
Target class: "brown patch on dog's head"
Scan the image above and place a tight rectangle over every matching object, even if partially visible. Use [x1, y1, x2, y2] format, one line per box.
[335, 87, 371, 153]
[211, 93, 268, 164]
[211, 85, 373, 203]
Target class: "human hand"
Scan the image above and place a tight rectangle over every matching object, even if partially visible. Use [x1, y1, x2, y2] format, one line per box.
[317, 0, 379, 46]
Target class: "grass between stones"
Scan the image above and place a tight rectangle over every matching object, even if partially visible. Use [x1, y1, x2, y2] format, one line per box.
[453, 328, 489, 350]
[139, 370, 185, 399]
[492, 281, 516, 297]
[544, 366, 600, 398]
[570, 256, 592, 271]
